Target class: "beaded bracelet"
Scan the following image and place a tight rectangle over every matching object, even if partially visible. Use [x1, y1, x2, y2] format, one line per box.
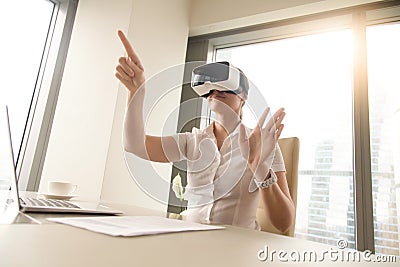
[254, 169, 278, 189]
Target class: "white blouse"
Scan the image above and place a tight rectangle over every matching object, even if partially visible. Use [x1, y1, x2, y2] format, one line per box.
[172, 122, 286, 230]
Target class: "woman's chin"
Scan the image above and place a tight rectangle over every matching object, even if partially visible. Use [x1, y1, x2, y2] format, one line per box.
[209, 101, 238, 116]
[208, 100, 225, 113]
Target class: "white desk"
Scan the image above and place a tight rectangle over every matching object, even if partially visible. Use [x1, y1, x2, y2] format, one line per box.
[0, 200, 396, 267]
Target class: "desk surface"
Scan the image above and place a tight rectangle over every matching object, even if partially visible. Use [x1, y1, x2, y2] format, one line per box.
[0, 200, 397, 267]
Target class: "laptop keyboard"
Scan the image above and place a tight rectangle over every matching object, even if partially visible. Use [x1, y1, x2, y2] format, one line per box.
[20, 197, 80, 209]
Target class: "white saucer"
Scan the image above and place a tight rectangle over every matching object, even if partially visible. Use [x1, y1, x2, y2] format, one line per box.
[39, 193, 77, 200]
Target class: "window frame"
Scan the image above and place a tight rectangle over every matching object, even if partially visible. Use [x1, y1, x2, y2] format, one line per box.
[179, 0, 400, 253]
[16, 0, 78, 192]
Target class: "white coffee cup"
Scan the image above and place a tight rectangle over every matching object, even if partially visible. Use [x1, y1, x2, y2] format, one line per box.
[48, 181, 77, 196]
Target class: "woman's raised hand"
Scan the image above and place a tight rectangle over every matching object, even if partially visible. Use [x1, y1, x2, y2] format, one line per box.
[115, 30, 145, 95]
[238, 107, 285, 180]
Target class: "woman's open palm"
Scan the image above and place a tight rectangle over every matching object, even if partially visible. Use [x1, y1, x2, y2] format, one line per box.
[239, 107, 285, 179]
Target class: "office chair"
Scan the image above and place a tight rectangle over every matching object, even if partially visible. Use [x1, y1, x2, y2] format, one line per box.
[256, 137, 300, 237]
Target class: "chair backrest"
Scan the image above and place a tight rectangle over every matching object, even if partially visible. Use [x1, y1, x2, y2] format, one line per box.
[256, 137, 300, 237]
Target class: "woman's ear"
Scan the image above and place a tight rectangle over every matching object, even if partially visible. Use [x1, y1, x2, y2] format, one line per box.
[239, 92, 248, 102]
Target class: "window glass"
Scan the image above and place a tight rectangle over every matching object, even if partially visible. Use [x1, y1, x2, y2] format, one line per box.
[216, 29, 355, 248]
[0, 0, 54, 160]
[367, 22, 400, 256]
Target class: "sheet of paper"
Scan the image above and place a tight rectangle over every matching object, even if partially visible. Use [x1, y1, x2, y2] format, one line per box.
[48, 216, 224, 236]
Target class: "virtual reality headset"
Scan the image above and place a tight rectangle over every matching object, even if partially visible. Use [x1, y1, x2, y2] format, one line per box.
[191, 61, 249, 98]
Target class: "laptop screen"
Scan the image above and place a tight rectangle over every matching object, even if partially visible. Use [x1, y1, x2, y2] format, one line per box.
[0, 105, 20, 223]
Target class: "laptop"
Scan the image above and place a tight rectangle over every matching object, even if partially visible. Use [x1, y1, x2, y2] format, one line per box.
[0, 105, 122, 220]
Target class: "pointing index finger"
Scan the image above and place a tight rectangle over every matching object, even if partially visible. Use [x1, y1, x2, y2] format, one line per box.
[117, 30, 143, 70]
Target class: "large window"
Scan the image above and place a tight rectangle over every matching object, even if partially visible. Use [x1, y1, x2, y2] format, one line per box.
[216, 29, 356, 249]
[0, 0, 77, 190]
[0, 0, 54, 162]
[184, 2, 400, 256]
[367, 22, 400, 256]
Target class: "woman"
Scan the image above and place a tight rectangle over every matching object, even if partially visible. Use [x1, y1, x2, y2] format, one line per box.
[115, 30, 295, 232]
